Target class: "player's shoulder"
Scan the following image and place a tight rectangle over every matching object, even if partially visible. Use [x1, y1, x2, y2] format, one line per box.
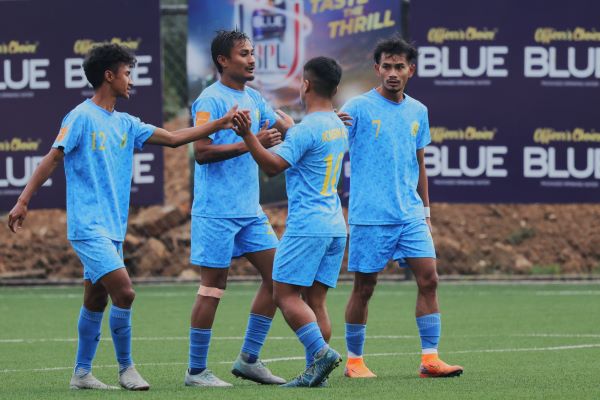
[342, 90, 374, 111]
[62, 100, 93, 125]
[244, 85, 267, 104]
[403, 93, 428, 114]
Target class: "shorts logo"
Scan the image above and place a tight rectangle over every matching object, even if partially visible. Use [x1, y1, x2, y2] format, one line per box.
[56, 126, 69, 142]
[411, 121, 420, 137]
[235, 0, 310, 90]
[195, 111, 210, 126]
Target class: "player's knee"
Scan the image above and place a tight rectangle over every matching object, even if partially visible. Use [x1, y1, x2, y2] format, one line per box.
[113, 287, 136, 307]
[355, 283, 376, 303]
[85, 294, 108, 311]
[418, 272, 438, 294]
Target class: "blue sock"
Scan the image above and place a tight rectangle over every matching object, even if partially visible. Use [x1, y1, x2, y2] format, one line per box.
[305, 350, 313, 369]
[295, 322, 327, 360]
[74, 306, 103, 376]
[416, 313, 441, 352]
[189, 328, 211, 375]
[109, 305, 133, 372]
[241, 313, 272, 363]
[345, 323, 366, 358]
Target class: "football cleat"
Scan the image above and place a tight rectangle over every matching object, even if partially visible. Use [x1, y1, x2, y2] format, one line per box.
[344, 357, 376, 378]
[419, 357, 463, 378]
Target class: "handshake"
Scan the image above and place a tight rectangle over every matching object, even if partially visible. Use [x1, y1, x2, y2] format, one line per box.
[220, 105, 289, 149]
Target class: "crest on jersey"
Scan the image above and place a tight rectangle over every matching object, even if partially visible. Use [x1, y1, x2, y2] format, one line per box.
[234, 0, 310, 90]
[411, 121, 420, 136]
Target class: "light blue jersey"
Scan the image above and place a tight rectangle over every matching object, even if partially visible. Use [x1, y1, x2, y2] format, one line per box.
[191, 81, 277, 218]
[52, 99, 155, 241]
[273, 111, 348, 237]
[341, 89, 431, 225]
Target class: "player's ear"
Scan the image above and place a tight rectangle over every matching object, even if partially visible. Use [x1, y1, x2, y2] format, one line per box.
[373, 63, 380, 75]
[104, 69, 114, 83]
[217, 54, 228, 71]
[301, 78, 310, 94]
[408, 63, 416, 78]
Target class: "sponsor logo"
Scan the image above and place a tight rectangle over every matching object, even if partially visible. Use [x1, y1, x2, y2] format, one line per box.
[427, 27, 498, 44]
[235, 0, 309, 89]
[73, 38, 142, 55]
[430, 126, 497, 144]
[0, 40, 39, 55]
[534, 27, 600, 44]
[195, 111, 210, 126]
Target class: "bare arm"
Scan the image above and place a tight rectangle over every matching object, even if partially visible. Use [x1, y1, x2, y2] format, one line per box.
[195, 119, 283, 165]
[232, 113, 287, 177]
[272, 109, 294, 137]
[416, 148, 431, 229]
[7, 147, 64, 233]
[145, 105, 237, 148]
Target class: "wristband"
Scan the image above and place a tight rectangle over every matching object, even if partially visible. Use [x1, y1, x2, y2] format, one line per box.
[424, 207, 431, 218]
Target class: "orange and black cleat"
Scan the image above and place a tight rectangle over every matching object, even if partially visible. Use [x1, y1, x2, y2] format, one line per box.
[344, 357, 377, 378]
[419, 355, 463, 378]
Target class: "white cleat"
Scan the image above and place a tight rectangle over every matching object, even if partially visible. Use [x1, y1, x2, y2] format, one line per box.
[119, 366, 150, 391]
[184, 369, 233, 387]
[69, 372, 119, 390]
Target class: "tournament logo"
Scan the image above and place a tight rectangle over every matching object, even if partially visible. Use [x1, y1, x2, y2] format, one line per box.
[234, 0, 311, 90]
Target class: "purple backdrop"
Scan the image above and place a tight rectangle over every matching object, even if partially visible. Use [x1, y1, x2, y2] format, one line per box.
[409, 0, 600, 203]
[0, 0, 164, 211]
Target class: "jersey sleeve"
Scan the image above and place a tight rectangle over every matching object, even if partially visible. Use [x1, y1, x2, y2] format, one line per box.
[129, 116, 157, 150]
[52, 111, 84, 154]
[192, 97, 221, 140]
[340, 99, 359, 139]
[272, 124, 312, 167]
[416, 108, 431, 149]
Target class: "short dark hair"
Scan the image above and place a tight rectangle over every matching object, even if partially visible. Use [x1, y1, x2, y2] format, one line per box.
[83, 44, 136, 89]
[211, 30, 251, 73]
[373, 35, 418, 64]
[303, 56, 342, 98]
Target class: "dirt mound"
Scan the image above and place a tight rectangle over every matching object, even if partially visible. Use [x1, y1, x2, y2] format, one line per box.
[1, 114, 599, 280]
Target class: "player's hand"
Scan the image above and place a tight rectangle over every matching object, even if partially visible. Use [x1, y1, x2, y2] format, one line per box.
[232, 110, 252, 137]
[275, 109, 294, 128]
[256, 121, 282, 148]
[336, 110, 353, 127]
[426, 217, 433, 234]
[7, 200, 27, 233]
[219, 104, 239, 130]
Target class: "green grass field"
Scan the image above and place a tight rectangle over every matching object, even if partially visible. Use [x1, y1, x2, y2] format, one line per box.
[1, 282, 599, 399]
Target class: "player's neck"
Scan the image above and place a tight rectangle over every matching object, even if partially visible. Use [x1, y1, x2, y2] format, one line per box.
[305, 97, 333, 114]
[91, 89, 117, 112]
[219, 75, 246, 91]
[376, 86, 404, 103]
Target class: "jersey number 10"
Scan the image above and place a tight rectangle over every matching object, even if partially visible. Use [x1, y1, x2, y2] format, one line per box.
[320, 152, 344, 196]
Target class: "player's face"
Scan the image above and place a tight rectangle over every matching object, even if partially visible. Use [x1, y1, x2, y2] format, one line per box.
[224, 39, 256, 82]
[110, 63, 133, 99]
[375, 53, 415, 94]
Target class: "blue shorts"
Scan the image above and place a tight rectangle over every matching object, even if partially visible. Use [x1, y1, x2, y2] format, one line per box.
[190, 213, 279, 268]
[70, 237, 125, 284]
[348, 219, 436, 273]
[273, 235, 346, 288]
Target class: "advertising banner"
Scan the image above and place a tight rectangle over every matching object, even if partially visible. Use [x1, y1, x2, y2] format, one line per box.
[187, 0, 404, 203]
[410, 0, 600, 202]
[0, 0, 164, 210]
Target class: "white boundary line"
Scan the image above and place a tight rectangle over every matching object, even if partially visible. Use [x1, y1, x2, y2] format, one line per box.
[2, 333, 600, 344]
[1, 343, 599, 374]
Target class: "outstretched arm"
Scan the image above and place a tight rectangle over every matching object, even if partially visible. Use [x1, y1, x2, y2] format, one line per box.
[146, 105, 238, 148]
[8, 148, 64, 233]
[232, 113, 288, 177]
